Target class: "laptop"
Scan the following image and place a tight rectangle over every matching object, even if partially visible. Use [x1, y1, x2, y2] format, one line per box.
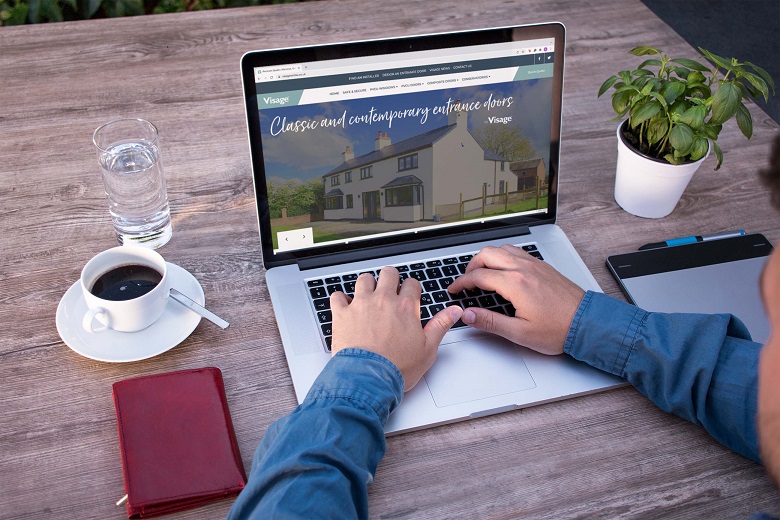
[240, 23, 624, 434]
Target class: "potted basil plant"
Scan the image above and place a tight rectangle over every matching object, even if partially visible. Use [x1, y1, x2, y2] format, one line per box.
[598, 46, 774, 218]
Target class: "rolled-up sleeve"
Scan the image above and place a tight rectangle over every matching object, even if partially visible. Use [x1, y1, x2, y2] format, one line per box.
[564, 291, 761, 462]
[228, 348, 404, 520]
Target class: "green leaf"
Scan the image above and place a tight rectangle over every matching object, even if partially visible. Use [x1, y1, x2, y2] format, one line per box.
[679, 105, 706, 129]
[632, 69, 655, 77]
[687, 71, 706, 84]
[631, 101, 662, 126]
[670, 58, 711, 72]
[630, 46, 661, 57]
[648, 91, 668, 108]
[745, 61, 776, 93]
[669, 123, 695, 154]
[664, 153, 684, 165]
[712, 140, 724, 170]
[685, 82, 711, 99]
[736, 102, 753, 139]
[640, 82, 653, 96]
[736, 80, 758, 99]
[702, 123, 723, 140]
[710, 82, 740, 125]
[7, 2, 29, 23]
[633, 76, 650, 91]
[668, 66, 690, 79]
[669, 99, 689, 117]
[638, 59, 662, 69]
[597, 76, 618, 97]
[661, 80, 686, 104]
[690, 137, 709, 161]
[699, 48, 735, 75]
[646, 119, 669, 146]
[612, 90, 633, 115]
[615, 84, 640, 94]
[740, 73, 770, 102]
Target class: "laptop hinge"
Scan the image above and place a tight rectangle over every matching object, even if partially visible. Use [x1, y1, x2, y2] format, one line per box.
[298, 225, 531, 271]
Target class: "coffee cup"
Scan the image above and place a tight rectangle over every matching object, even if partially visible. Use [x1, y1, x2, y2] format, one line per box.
[81, 246, 170, 333]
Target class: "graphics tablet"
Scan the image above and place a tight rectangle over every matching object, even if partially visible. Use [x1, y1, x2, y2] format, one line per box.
[606, 233, 773, 343]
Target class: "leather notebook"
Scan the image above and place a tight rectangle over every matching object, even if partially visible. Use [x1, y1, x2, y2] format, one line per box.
[112, 367, 247, 518]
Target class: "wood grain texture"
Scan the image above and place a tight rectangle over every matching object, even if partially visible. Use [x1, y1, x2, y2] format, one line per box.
[1, 0, 779, 518]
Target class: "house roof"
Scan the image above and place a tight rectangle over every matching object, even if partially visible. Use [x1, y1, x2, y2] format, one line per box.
[324, 188, 344, 197]
[324, 124, 458, 176]
[381, 174, 424, 189]
[510, 158, 544, 171]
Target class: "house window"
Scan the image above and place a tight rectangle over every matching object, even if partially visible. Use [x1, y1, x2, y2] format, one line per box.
[325, 196, 343, 210]
[346, 194, 353, 208]
[360, 166, 373, 179]
[398, 153, 418, 172]
[385, 185, 422, 207]
[500, 161, 505, 172]
[330, 175, 340, 186]
[345, 171, 352, 183]
[499, 180, 506, 194]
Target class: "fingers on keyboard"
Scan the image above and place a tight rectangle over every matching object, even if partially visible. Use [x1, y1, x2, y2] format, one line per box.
[307, 244, 541, 350]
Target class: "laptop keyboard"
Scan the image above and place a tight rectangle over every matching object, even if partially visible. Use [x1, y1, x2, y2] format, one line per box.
[306, 243, 544, 352]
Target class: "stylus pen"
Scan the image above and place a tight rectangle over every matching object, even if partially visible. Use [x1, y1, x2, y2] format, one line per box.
[638, 230, 746, 250]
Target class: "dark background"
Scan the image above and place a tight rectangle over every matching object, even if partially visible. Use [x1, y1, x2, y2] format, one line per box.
[640, 0, 780, 124]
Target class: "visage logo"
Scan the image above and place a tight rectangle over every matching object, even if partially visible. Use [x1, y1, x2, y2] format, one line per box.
[488, 116, 512, 124]
[263, 96, 290, 105]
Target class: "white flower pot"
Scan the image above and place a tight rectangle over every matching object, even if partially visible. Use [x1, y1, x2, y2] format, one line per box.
[613, 123, 709, 218]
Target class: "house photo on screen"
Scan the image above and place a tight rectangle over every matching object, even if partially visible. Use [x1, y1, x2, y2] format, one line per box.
[259, 78, 553, 252]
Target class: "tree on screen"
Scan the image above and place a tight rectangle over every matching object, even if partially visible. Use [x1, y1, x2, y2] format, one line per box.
[472, 124, 536, 162]
[268, 179, 324, 219]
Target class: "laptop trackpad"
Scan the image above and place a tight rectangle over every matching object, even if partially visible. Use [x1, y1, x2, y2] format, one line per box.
[423, 335, 536, 407]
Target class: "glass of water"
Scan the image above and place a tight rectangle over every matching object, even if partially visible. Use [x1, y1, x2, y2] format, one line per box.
[93, 119, 172, 249]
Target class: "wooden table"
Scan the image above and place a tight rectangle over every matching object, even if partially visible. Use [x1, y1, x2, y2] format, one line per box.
[2, 0, 779, 518]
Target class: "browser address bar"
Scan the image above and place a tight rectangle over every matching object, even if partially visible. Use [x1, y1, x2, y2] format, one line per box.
[302, 47, 537, 78]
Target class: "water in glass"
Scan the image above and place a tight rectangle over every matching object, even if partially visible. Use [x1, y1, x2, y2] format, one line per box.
[98, 139, 172, 248]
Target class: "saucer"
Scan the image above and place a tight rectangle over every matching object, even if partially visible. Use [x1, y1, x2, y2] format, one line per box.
[56, 262, 204, 362]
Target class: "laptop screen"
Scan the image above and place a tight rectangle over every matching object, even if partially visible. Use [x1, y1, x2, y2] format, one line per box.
[241, 24, 565, 267]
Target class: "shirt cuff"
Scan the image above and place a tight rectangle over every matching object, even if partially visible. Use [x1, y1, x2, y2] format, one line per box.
[563, 291, 646, 377]
[303, 348, 405, 425]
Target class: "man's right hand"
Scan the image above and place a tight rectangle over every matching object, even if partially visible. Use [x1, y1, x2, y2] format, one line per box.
[447, 244, 585, 355]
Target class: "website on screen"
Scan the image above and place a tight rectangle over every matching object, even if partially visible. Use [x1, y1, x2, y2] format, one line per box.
[254, 39, 556, 253]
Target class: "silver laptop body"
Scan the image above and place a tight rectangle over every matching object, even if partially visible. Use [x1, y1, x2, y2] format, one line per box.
[240, 23, 624, 434]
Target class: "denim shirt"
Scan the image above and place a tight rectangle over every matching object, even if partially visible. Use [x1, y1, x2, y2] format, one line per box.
[228, 291, 761, 519]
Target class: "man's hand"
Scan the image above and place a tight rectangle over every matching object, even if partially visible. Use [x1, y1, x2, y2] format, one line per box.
[447, 245, 585, 355]
[330, 266, 463, 391]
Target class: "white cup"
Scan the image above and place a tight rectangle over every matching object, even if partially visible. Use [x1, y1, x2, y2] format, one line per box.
[81, 246, 170, 333]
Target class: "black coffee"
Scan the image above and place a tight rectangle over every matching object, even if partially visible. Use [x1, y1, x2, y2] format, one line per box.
[90, 264, 163, 301]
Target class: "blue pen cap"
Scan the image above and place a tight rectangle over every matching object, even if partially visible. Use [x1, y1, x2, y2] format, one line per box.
[666, 236, 698, 246]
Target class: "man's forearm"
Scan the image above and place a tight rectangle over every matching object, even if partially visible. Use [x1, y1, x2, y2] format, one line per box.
[228, 349, 404, 519]
[565, 291, 761, 462]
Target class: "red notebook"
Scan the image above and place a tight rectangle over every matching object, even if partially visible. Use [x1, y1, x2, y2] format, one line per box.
[112, 367, 247, 518]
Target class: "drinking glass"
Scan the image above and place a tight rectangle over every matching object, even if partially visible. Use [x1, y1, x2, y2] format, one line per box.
[93, 119, 172, 249]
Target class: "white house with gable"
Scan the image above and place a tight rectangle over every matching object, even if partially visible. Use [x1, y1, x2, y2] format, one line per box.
[322, 109, 522, 222]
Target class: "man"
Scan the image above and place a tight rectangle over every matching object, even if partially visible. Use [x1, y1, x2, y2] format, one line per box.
[228, 137, 780, 519]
